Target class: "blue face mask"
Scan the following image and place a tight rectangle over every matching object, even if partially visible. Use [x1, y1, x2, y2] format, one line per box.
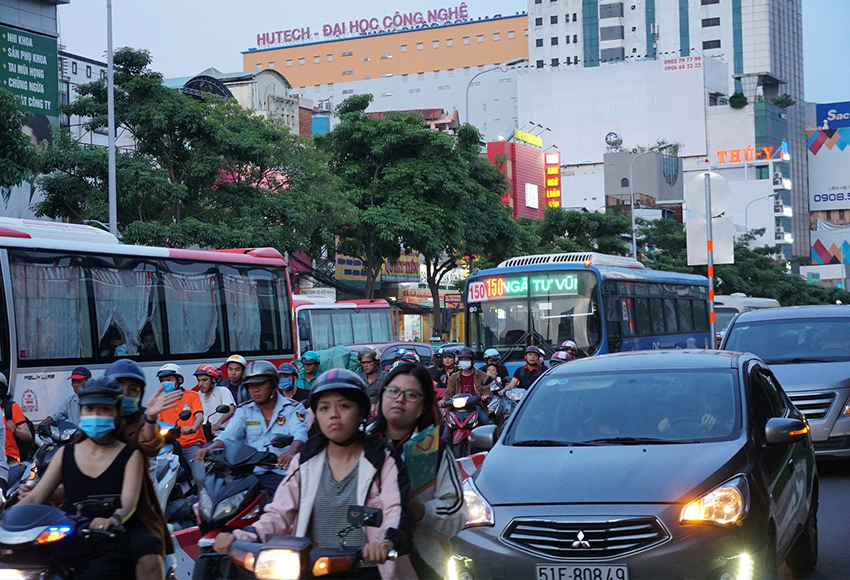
[161, 381, 176, 394]
[121, 396, 141, 416]
[278, 377, 293, 392]
[79, 415, 117, 440]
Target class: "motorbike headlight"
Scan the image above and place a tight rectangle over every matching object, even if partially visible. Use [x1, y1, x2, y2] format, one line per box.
[506, 391, 522, 402]
[213, 490, 248, 521]
[199, 488, 213, 520]
[35, 524, 72, 544]
[453, 398, 468, 409]
[680, 476, 749, 526]
[254, 549, 302, 580]
[50, 426, 60, 441]
[462, 479, 494, 528]
[60, 428, 77, 441]
[0, 570, 41, 580]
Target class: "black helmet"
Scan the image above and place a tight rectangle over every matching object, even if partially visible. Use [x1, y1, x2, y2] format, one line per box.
[357, 346, 380, 363]
[525, 345, 544, 356]
[243, 360, 279, 386]
[441, 348, 458, 361]
[457, 347, 475, 359]
[78, 376, 124, 407]
[310, 369, 370, 417]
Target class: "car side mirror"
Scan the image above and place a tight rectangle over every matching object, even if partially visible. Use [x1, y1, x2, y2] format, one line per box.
[271, 434, 294, 448]
[215, 405, 231, 415]
[347, 506, 383, 528]
[469, 425, 498, 451]
[764, 417, 809, 445]
[178, 409, 192, 422]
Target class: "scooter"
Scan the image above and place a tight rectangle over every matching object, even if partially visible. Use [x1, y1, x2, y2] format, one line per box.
[444, 394, 483, 458]
[487, 383, 527, 426]
[0, 495, 132, 579]
[192, 505, 395, 580]
[156, 409, 198, 527]
[4, 421, 79, 508]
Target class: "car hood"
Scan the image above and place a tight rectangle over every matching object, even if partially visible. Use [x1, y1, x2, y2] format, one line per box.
[766, 360, 850, 393]
[475, 440, 749, 506]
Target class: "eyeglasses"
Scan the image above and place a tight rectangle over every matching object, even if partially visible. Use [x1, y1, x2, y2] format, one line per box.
[383, 386, 424, 403]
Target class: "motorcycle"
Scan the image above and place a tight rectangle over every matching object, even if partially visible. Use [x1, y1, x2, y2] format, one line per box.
[192, 505, 395, 580]
[444, 394, 483, 458]
[5, 421, 79, 508]
[0, 495, 132, 579]
[156, 409, 197, 527]
[487, 383, 527, 426]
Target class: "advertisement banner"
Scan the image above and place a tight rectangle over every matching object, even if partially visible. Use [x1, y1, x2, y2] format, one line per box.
[0, 24, 58, 117]
[816, 101, 850, 129]
[807, 128, 850, 212]
[544, 151, 561, 208]
[335, 251, 420, 283]
[811, 219, 850, 265]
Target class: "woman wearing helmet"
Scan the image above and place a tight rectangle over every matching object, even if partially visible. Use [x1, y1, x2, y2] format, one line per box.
[20, 377, 143, 579]
[194, 364, 235, 438]
[357, 346, 387, 406]
[213, 369, 417, 579]
[502, 345, 550, 395]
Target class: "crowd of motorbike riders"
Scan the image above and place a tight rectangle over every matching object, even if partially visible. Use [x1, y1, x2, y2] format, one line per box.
[0, 340, 584, 579]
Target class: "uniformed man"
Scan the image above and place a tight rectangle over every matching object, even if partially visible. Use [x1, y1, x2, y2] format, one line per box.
[195, 360, 308, 495]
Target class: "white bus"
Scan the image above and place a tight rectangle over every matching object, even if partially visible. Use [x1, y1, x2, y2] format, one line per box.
[0, 218, 294, 421]
[714, 293, 781, 337]
[293, 295, 394, 355]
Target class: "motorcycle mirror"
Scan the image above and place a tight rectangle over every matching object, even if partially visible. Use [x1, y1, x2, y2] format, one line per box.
[178, 410, 192, 422]
[347, 506, 383, 528]
[215, 405, 231, 415]
[37, 423, 51, 438]
[271, 434, 294, 448]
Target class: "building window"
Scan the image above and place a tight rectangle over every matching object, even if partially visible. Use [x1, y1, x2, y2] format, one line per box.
[551, 15, 558, 24]
[551, 36, 559, 45]
[256, 63, 262, 70]
[702, 17, 721, 27]
[409, 88, 421, 93]
[438, 85, 451, 90]
[447, 38, 454, 46]
[536, 60, 544, 68]
[100, 70, 106, 78]
[380, 54, 392, 59]
[463, 67, 471, 74]
[327, 54, 333, 61]
[536, 38, 543, 47]
[551, 58, 560, 66]
[573, 34, 578, 43]
[402, 74, 409, 82]
[599, 2, 625, 18]
[840, 210, 846, 220]
[535, 17, 543, 26]
[314, 56, 320, 63]
[826, 211, 832, 220]
[286, 60, 292, 67]
[477, 34, 484, 43]
[701, 0, 720, 4]
[433, 70, 440, 78]
[72, 62, 77, 74]
[382, 92, 393, 97]
[463, 36, 470, 45]
[433, 40, 440, 48]
[573, 13, 578, 21]
[342, 70, 353, 75]
[401, 44, 408, 52]
[600, 26, 624, 41]
[508, 31, 515, 39]
[448, 68, 454, 76]
[269, 62, 275, 69]
[86, 65, 92, 78]
[418, 72, 424, 80]
[363, 57, 371, 61]
[567, 56, 572, 64]
[342, 52, 353, 57]
[566, 35, 571, 44]
[703, 39, 721, 49]
[381, 73, 393, 77]
[621, 178, 629, 188]
[535, 0, 542, 3]
[493, 33, 500, 40]
[417, 42, 423, 50]
[342, 89, 354, 94]
[299, 58, 305, 65]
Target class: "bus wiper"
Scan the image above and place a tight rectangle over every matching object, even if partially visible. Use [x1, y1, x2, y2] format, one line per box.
[580, 436, 689, 445]
[513, 439, 593, 447]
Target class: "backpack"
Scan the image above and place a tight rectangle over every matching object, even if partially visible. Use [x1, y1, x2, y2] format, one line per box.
[3, 399, 36, 461]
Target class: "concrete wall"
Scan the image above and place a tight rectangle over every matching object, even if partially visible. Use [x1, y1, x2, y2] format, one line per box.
[0, 0, 65, 38]
[604, 151, 684, 204]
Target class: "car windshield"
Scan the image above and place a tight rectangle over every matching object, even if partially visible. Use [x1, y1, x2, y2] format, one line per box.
[724, 318, 850, 363]
[509, 369, 740, 445]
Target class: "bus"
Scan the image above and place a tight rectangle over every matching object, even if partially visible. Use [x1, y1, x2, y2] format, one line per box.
[713, 293, 780, 338]
[0, 218, 294, 421]
[464, 252, 712, 366]
[293, 296, 394, 354]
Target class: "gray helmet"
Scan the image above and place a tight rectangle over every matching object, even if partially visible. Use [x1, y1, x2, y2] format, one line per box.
[309, 369, 370, 417]
[357, 346, 380, 363]
[242, 360, 279, 386]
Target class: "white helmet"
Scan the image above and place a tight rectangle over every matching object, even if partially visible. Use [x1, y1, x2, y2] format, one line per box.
[157, 363, 184, 380]
[226, 354, 248, 367]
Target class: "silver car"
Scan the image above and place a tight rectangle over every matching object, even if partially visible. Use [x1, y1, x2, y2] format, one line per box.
[721, 305, 850, 458]
[451, 351, 817, 580]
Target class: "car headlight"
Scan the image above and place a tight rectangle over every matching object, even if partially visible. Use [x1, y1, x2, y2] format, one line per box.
[841, 394, 850, 417]
[199, 488, 213, 520]
[254, 549, 302, 580]
[463, 479, 494, 528]
[213, 490, 248, 521]
[680, 476, 749, 526]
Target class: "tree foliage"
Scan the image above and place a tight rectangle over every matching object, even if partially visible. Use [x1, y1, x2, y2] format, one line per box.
[0, 88, 39, 188]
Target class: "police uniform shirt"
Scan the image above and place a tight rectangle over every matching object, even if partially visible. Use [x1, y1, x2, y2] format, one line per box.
[215, 394, 309, 475]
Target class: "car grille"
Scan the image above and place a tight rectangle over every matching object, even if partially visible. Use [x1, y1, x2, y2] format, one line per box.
[787, 392, 836, 420]
[502, 517, 669, 559]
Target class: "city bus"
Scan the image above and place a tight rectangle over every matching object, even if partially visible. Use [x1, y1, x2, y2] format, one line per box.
[0, 218, 294, 421]
[293, 295, 395, 354]
[465, 252, 711, 367]
[714, 293, 781, 338]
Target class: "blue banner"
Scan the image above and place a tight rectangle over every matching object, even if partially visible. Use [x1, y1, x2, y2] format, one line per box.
[817, 101, 850, 129]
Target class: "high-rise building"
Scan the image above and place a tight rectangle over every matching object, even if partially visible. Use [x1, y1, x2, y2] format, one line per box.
[526, 0, 807, 254]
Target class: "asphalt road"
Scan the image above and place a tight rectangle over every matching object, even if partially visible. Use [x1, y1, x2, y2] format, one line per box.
[779, 459, 850, 580]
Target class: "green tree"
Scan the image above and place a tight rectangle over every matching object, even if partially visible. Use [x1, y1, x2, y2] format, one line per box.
[773, 93, 796, 109]
[508, 208, 631, 259]
[0, 88, 39, 188]
[729, 92, 748, 109]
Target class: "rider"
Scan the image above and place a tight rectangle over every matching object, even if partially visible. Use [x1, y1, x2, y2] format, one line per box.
[560, 340, 588, 359]
[194, 364, 235, 440]
[40, 366, 91, 427]
[442, 347, 492, 425]
[371, 363, 467, 579]
[212, 369, 416, 579]
[358, 346, 387, 406]
[296, 351, 321, 390]
[20, 378, 144, 579]
[501, 346, 549, 395]
[482, 348, 509, 384]
[156, 363, 207, 489]
[278, 362, 310, 406]
[426, 346, 447, 383]
[195, 361, 308, 495]
[220, 354, 248, 404]
[432, 347, 458, 392]
[548, 350, 574, 367]
[0, 372, 32, 465]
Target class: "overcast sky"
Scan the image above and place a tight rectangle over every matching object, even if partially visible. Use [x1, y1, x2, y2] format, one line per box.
[56, 0, 848, 104]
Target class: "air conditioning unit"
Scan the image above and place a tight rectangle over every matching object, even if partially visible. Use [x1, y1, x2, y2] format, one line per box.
[775, 227, 784, 234]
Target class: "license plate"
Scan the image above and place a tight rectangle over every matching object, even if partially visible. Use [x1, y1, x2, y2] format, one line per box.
[536, 564, 628, 580]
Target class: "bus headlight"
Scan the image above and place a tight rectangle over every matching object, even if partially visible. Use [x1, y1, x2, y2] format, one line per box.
[680, 476, 749, 525]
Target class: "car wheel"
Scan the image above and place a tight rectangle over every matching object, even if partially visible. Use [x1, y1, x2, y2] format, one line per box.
[785, 491, 818, 575]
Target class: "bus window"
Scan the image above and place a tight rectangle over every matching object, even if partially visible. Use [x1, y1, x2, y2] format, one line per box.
[623, 298, 637, 337]
[677, 300, 695, 333]
[221, 266, 288, 354]
[311, 311, 334, 351]
[87, 258, 161, 359]
[636, 298, 651, 335]
[333, 311, 355, 346]
[352, 311, 373, 343]
[649, 299, 666, 334]
[693, 300, 709, 332]
[161, 261, 225, 356]
[664, 299, 678, 334]
[10, 252, 93, 361]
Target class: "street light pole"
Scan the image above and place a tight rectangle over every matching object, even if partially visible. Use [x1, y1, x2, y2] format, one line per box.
[464, 58, 525, 126]
[628, 144, 674, 260]
[107, 0, 117, 237]
[744, 193, 779, 233]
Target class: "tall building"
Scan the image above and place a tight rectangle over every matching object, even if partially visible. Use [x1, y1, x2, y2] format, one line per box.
[526, 0, 807, 255]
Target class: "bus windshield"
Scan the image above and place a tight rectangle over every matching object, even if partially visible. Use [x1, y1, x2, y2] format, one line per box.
[469, 271, 602, 358]
[300, 307, 394, 352]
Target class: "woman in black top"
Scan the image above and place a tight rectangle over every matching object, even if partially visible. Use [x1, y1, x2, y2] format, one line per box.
[21, 377, 144, 579]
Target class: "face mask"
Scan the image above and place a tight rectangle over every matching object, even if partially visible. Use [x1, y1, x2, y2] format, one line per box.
[80, 415, 116, 440]
[278, 377, 293, 392]
[458, 360, 472, 370]
[121, 396, 141, 416]
[161, 381, 176, 394]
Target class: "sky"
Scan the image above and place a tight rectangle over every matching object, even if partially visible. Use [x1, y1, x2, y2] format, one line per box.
[56, 0, 849, 104]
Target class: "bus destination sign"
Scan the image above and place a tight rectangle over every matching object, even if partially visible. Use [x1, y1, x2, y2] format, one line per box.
[467, 275, 579, 302]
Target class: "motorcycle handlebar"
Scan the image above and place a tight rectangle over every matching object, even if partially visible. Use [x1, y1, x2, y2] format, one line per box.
[81, 525, 125, 539]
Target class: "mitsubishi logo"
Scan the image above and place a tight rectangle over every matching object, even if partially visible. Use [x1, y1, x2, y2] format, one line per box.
[571, 530, 591, 549]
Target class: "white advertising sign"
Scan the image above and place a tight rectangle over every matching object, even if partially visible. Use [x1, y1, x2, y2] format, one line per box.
[807, 128, 850, 212]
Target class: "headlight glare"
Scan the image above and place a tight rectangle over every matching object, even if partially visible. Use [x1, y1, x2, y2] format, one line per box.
[680, 476, 749, 525]
[462, 479, 494, 528]
[213, 490, 248, 521]
[198, 488, 213, 520]
[453, 398, 467, 409]
[255, 549, 302, 580]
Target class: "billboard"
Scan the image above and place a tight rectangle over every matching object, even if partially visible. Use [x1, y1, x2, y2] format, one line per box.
[811, 219, 850, 265]
[807, 128, 850, 212]
[544, 152, 561, 208]
[816, 101, 850, 129]
[517, 59, 707, 165]
[0, 24, 58, 118]
[335, 251, 421, 284]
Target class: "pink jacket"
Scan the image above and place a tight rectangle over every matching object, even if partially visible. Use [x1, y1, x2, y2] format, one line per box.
[234, 439, 417, 580]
